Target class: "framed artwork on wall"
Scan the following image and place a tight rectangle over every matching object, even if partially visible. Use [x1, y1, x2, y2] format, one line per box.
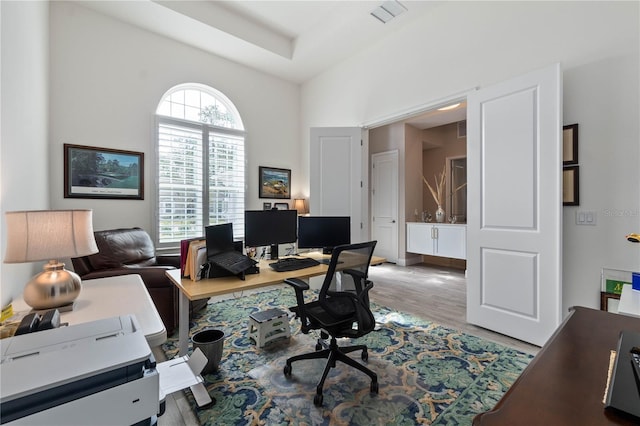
[274, 202, 289, 210]
[64, 144, 144, 200]
[562, 165, 579, 206]
[562, 124, 579, 166]
[259, 166, 291, 199]
[600, 291, 621, 313]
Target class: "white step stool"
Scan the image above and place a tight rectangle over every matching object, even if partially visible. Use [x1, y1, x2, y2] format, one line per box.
[248, 308, 291, 347]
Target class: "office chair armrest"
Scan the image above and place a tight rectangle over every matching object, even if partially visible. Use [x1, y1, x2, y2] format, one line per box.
[284, 278, 311, 331]
[284, 277, 309, 292]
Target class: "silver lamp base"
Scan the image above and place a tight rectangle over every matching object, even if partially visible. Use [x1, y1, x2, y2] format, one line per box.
[23, 260, 81, 310]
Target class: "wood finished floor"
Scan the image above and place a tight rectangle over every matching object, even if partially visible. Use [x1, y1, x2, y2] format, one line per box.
[155, 262, 540, 426]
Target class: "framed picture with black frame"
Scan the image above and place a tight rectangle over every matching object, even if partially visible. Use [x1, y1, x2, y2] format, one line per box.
[563, 165, 579, 206]
[563, 124, 579, 166]
[64, 144, 144, 200]
[259, 166, 291, 199]
[274, 202, 289, 210]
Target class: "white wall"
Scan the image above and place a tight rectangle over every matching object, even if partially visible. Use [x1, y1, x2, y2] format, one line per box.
[0, 1, 50, 308]
[301, 1, 640, 313]
[48, 2, 301, 238]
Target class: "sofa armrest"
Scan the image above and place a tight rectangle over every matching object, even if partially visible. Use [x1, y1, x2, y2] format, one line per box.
[156, 254, 181, 268]
[81, 266, 176, 289]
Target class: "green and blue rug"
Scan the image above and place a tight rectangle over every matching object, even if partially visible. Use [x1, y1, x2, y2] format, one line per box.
[161, 288, 532, 425]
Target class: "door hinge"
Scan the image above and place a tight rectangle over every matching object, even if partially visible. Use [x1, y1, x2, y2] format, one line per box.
[360, 222, 363, 229]
[360, 181, 363, 188]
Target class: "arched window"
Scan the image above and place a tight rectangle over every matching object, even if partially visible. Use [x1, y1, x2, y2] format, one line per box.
[156, 83, 245, 246]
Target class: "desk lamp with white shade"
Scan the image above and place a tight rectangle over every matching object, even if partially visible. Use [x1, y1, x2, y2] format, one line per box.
[3, 209, 98, 310]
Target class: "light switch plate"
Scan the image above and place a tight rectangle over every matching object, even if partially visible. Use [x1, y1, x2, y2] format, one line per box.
[576, 210, 597, 225]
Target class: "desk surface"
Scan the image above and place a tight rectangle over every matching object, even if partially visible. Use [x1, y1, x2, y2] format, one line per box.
[12, 274, 166, 347]
[167, 252, 386, 301]
[473, 306, 640, 425]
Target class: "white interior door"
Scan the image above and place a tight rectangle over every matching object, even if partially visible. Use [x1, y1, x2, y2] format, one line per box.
[310, 127, 368, 243]
[371, 151, 398, 262]
[466, 63, 563, 347]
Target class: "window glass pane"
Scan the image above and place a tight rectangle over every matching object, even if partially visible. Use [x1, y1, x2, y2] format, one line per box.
[170, 102, 185, 120]
[170, 90, 184, 104]
[157, 102, 170, 117]
[185, 106, 200, 123]
[184, 89, 200, 108]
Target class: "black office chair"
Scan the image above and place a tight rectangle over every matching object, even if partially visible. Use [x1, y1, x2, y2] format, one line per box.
[283, 241, 378, 406]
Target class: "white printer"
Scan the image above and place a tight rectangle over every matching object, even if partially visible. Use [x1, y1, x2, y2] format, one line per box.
[0, 315, 161, 425]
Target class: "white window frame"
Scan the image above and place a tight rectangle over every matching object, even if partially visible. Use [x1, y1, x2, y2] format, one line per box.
[155, 85, 246, 249]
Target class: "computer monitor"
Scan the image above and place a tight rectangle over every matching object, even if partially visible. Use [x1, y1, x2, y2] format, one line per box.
[205, 223, 234, 259]
[297, 216, 351, 255]
[244, 209, 298, 259]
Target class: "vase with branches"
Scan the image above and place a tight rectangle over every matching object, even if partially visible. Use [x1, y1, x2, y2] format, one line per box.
[423, 164, 467, 223]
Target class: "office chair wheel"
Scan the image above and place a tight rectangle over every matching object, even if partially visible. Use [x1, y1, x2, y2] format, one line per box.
[370, 380, 379, 394]
[361, 349, 368, 361]
[284, 364, 292, 377]
[314, 392, 323, 406]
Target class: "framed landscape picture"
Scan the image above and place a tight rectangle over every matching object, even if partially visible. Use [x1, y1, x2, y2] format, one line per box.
[64, 144, 144, 200]
[259, 166, 291, 199]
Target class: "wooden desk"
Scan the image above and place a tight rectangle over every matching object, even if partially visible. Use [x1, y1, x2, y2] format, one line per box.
[12, 274, 167, 347]
[166, 253, 386, 355]
[473, 307, 640, 426]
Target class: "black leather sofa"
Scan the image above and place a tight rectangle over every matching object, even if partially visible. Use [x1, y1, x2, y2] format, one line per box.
[71, 227, 206, 335]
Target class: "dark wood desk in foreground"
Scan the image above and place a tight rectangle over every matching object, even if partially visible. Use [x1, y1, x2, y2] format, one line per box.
[166, 252, 386, 355]
[473, 307, 640, 425]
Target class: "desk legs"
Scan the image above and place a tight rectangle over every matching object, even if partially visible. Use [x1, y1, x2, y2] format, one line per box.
[178, 291, 189, 356]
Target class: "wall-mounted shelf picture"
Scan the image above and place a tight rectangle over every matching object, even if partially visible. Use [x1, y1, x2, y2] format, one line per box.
[274, 202, 289, 210]
[563, 124, 578, 166]
[563, 165, 579, 206]
[600, 292, 621, 313]
[259, 166, 291, 199]
[64, 144, 144, 200]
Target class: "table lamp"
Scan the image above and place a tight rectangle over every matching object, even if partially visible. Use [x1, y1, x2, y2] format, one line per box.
[3, 210, 98, 310]
[293, 198, 308, 215]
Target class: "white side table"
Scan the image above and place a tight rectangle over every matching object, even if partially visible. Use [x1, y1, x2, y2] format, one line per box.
[617, 284, 640, 318]
[12, 274, 166, 347]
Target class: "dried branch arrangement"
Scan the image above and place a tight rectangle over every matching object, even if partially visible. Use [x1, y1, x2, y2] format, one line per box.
[422, 164, 467, 207]
[423, 165, 446, 207]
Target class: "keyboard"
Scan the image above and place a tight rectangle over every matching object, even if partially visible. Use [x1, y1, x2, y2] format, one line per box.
[209, 251, 257, 275]
[632, 347, 640, 387]
[269, 257, 320, 272]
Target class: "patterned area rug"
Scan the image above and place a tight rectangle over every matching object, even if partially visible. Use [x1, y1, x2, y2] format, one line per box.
[161, 288, 532, 425]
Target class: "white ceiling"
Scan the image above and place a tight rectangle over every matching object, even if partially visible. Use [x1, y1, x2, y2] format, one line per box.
[76, 0, 465, 129]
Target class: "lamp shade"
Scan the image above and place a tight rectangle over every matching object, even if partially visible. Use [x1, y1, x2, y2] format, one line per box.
[293, 198, 308, 215]
[4, 210, 98, 263]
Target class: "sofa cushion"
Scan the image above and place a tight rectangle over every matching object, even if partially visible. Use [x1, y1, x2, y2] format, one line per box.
[88, 228, 157, 270]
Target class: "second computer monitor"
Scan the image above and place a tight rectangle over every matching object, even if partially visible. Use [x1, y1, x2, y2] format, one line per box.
[297, 216, 350, 254]
[244, 209, 298, 259]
